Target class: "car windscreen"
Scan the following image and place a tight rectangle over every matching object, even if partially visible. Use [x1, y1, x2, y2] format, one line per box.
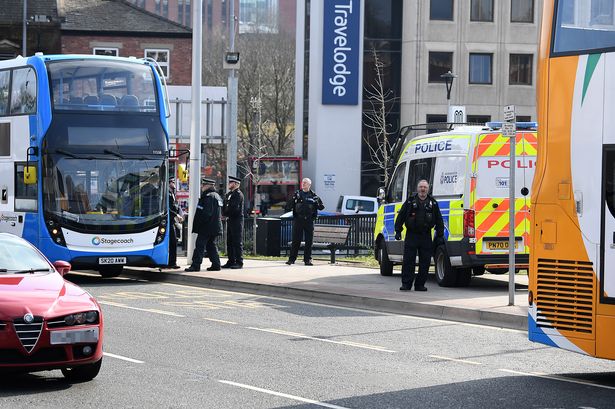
[0, 240, 50, 272]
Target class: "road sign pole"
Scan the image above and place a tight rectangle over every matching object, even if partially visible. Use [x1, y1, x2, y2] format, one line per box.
[503, 105, 516, 306]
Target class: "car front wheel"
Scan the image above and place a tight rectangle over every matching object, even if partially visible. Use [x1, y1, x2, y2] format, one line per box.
[62, 358, 102, 382]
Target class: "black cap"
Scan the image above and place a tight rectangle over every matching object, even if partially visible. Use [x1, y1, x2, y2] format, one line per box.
[201, 178, 216, 185]
[228, 175, 241, 184]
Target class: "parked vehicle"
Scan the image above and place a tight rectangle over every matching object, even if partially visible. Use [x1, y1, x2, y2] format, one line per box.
[0, 233, 103, 381]
[374, 122, 538, 286]
[336, 195, 378, 215]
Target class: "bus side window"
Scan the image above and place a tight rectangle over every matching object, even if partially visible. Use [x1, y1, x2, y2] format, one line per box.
[0, 70, 10, 115]
[0, 122, 9, 156]
[407, 158, 435, 195]
[15, 163, 37, 212]
[387, 162, 407, 203]
[10, 67, 37, 115]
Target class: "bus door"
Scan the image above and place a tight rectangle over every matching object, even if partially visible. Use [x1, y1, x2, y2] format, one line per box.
[601, 147, 615, 301]
[473, 132, 537, 259]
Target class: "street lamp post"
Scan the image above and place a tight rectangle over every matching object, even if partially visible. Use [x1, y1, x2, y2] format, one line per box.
[249, 94, 262, 255]
[440, 71, 456, 107]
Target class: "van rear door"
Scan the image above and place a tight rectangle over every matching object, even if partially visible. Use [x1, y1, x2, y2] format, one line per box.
[472, 132, 537, 258]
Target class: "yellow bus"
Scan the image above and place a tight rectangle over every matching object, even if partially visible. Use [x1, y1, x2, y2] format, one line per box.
[530, 0, 615, 359]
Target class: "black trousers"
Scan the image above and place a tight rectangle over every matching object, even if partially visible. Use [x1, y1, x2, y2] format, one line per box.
[191, 233, 220, 269]
[289, 218, 314, 262]
[226, 218, 244, 265]
[168, 225, 178, 266]
[401, 231, 433, 288]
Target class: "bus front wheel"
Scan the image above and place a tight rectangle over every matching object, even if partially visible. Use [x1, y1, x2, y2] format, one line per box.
[99, 266, 123, 278]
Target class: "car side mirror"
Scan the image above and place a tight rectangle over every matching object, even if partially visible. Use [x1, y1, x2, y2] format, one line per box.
[53, 260, 72, 276]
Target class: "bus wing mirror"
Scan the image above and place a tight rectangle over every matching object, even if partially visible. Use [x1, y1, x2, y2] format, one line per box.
[24, 166, 37, 185]
[178, 164, 188, 183]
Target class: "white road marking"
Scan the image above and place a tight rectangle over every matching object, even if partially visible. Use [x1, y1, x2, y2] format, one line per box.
[247, 327, 396, 353]
[99, 301, 185, 317]
[203, 318, 237, 324]
[498, 368, 615, 391]
[103, 352, 144, 364]
[159, 282, 525, 333]
[218, 380, 351, 409]
[429, 354, 483, 365]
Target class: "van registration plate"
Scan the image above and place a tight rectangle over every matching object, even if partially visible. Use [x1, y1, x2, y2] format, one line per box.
[99, 257, 126, 265]
[485, 240, 520, 251]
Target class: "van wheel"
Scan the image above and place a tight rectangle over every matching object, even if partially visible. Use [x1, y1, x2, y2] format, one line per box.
[434, 246, 457, 287]
[378, 242, 394, 276]
[472, 266, 485, 276]
[487, 268, 508, 275]
[456, 268, 472, 287]
[99, 266, 123, 278]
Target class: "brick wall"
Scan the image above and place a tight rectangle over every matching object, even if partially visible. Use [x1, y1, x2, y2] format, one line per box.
[61, 34, 192, 85]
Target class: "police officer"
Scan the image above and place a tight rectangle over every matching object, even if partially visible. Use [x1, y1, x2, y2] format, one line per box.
[286, 177, 324, 266]
[394, 179, 444, 291]
[185, 178, 223, 272]
[222, 175, 244, 269]
[166, 177, 183, 269]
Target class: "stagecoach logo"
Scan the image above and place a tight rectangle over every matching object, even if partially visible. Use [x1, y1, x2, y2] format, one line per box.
[0, 214, 18, 222]
[91, 236, 134, 246]
[23, 313, 34, 324]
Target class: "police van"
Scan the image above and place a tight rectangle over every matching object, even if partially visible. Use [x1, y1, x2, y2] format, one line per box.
[373, 122, 538, 286]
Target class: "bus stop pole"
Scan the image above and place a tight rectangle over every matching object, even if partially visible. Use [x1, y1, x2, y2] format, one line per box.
[187, 0, 203, 262]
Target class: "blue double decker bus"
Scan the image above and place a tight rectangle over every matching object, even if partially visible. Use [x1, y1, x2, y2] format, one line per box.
[0, 54, 171, 277]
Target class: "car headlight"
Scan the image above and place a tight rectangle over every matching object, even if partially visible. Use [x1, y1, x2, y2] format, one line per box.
[63, 311, 98, 326]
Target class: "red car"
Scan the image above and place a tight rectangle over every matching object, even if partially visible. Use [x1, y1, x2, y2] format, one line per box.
[0, 233, 103, 381]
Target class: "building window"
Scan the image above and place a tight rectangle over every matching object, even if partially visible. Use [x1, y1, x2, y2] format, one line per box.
[155, 0, 161, 14]
[178, 0, 184, 24]
[511, 0, 534, 23]
[592, 0, 614, 25]
[469, 53, 492, 84]
[467, 115, 491, 124]
[186, 0, 191, 26]
[145, 49, 170, 78]
[93, 47, 119, 57]
[162, 0, 169, 18]
[509, 54, 533, 85]
[471, 0, 493, 22]
[430, 0, 454, 21]
[517, 115, 532, 122]
[428, 52, 453, 82]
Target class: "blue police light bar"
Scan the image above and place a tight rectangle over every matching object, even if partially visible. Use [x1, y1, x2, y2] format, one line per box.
[486, 121, 538, 130]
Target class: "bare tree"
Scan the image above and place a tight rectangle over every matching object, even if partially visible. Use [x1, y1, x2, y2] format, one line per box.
[362, 48, 398, 187]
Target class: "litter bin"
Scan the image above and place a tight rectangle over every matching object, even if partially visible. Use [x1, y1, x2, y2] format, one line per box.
[255, 217, 281, 256]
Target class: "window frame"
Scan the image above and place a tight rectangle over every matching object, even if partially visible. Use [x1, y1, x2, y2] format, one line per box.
[93, 47, 119, 57]
[407, 158, 436, 196]
[14, 162, 38, 212]
[387, 162, 407, 203]
[511, 0, 534, 23]
[509, 53, 533, 85]
[470, 0, 494, 22]
[144, 48, 170, 79]
[428, 51, 454, 83]
[430, 0, 454, 21]
[469, 53, 493, 85]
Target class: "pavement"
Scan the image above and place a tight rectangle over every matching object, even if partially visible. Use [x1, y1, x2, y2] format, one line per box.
[120, 254, 530, 331]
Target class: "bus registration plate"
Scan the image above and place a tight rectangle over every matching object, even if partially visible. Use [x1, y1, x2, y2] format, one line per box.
[99, 257, 126, 265]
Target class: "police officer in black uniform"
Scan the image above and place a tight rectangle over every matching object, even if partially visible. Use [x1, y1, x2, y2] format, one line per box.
[286, 177, 325, 266]
[185, 178, 223, 272]
[394, 179, 444, 291]
[222, 175, 244, 269]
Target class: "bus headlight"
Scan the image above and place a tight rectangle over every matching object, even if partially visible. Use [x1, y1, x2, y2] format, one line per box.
[45, 218, 66, 247]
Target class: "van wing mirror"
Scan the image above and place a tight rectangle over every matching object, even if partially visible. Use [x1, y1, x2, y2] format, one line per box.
[377, 187, 386, 203]
[24, 166, 37, 185]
